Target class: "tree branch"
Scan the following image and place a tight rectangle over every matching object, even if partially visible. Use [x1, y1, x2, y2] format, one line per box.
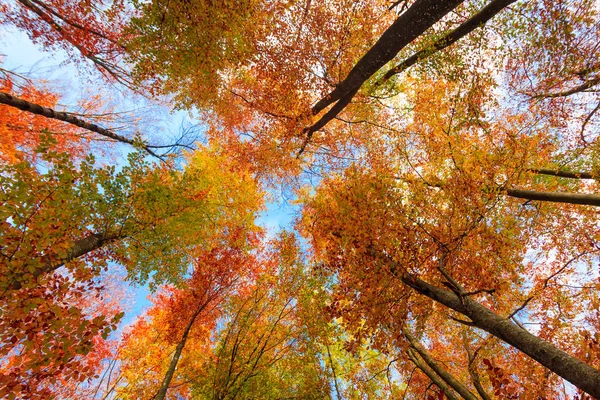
[403, 326, 478, 400]
[401, 273, 600, 398]
[0, 91, 162, 158]
[506, 188, 600, 207]
[6, 231, 123, 291]
[407, 348, 460, 400]
[528, 168, 596, 180]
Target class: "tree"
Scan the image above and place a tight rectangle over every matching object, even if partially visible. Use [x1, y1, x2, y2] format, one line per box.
[111, 234, 328, 400]
[200, 236, 327, 400]
[299, 151, 600, 396]
[0, 141, 263, 397]
[113, 244, 251, 400]
[153, 234, 262, 400]
[289, 2, 600, 394]
[109, 233, 405, 400]
[124, 0, 525, 174]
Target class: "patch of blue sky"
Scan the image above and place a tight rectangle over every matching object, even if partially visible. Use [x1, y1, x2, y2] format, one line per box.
[1, 25, 199, 164]
[1, 26, 68, 75]
[259, 195, 298, 238]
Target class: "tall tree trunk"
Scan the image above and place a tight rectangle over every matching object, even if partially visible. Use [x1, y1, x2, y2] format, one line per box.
[8, 231, 123, 290]
[403, 327, 478, 400]
[299, 0, 516, 143]
[298, 86, 359, 156]
[401, 274, 600, 398]
[407, 348, 460, 400]
[311, 0, 464, 115]
[506, 189, 600, 207]
[154, 301, 209, 400]
[380, 0, 516, 82]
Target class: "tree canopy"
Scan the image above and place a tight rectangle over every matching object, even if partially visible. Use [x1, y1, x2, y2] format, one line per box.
[1, 0, 600, 398]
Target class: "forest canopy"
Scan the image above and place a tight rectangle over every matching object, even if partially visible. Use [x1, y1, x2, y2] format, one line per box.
[1, 0, 600, 398]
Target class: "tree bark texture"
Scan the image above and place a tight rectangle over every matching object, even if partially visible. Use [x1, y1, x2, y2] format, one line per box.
[506, 189, 600, 207]
[154, 301, 209, 400]
[402, 274, 600, 398]
[407, 348, 460, 400]
[311, 0, 464, 115]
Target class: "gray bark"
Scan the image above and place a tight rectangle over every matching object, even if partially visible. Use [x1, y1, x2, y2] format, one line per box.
[407, 347, 460, 400]
[402, 274, 600, 398]
[154, 301, 209, 400]
[506, 189, 600, 207]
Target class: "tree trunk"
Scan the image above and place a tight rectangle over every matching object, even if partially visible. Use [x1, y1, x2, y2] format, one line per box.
[506, 189, 600, 207]
[154, 301, 209, 400]
[8, 231, 122, 290]
[528, 168, 596, 180]
[381, 0, 516, 82]
[298, 0, 516, 155]
[407, 348, 460, 400]
[402, 274, 600, 398]
[403, 327, 478, 400]
[311, 0, 464, 115]
[465, 344, 492, 400]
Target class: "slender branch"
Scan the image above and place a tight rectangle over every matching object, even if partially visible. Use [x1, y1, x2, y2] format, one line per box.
[15, 0, 133, 88]
[18, 0, 124, 47]
[537, 76, 600, 98]
[463, 336, 492, 400]
[580, 101, 600, 143]
[297, 86, 359, 156]
[154, 297, 213, 400]
[508, 253, 590, 319]
[326, 343, 342, 400]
